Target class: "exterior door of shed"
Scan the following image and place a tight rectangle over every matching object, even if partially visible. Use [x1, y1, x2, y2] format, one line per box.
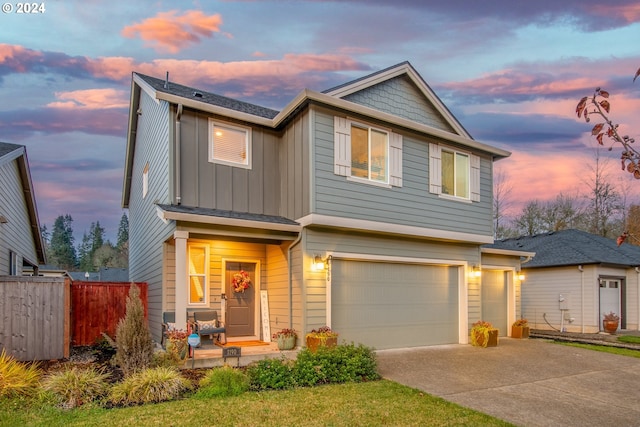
[224, 262, 257, 337]
[599, 278, 621, 331]
[331, 260, 459, 350]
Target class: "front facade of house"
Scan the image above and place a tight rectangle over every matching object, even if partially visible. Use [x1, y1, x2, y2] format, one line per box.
[123, 62, 527, 349]
[487, 229, 640, 333]
[0, 142, 45, 275]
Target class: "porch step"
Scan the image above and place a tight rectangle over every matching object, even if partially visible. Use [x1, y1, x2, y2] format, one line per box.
[181, 343, 299, 369]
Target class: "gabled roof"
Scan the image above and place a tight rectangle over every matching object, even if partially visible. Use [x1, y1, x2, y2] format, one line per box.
[323, 61, 472, 139]
[123, 62, 511, 207]
[485, 229, 640, 269]
[0, 142, 46, 264]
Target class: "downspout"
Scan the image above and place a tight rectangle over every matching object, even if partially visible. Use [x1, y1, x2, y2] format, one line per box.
[636, 267, 640, 331]
[287, 232, 303, 330]
[579, 265, 584, 333]
[175, 104, 183, 205]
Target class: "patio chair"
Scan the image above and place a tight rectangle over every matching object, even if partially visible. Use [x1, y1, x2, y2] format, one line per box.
[193, 310, 226, 345]
[161, 311, 176, 348]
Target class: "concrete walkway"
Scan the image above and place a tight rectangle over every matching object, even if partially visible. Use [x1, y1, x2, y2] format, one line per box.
[376, 338, 640, 426]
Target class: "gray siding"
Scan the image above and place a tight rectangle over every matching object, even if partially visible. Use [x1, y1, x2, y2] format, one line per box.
[280, 109, 311, 219]
[312, 108, 493, 236]
[178, 109, 282, 216]
[0, 158, 38, 274]
[343, 75, 455, 132]
[128, 90, 175, 342]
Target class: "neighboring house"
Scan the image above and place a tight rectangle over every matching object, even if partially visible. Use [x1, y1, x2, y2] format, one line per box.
[486, 229, 640, 333]
[0, 142, 46, 275]
[122, 61, 528, 349]
[68, 267, 130, 282]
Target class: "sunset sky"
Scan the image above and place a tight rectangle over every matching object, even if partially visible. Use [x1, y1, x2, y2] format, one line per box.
[2, 0, 639, 242]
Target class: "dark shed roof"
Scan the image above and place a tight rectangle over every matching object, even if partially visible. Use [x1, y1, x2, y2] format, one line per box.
[485, 229, 640, 269]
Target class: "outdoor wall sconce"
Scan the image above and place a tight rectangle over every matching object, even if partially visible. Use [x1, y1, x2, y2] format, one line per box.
[516, 266, 525, 281]
[471, 264, 482, 278]
[312, 255, 326, 271]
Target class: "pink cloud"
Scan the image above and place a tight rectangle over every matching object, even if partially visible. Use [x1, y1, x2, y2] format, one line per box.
[121, 10, 225, 53]
[47, 88, 129, 109]
[592, 4, 640, 23]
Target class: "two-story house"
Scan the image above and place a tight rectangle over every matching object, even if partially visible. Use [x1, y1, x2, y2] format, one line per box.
[0, 142, 46, 275]
[122, 62, 528, 349]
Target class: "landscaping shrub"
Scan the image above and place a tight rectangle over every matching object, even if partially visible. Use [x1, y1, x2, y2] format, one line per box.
[41, 366, 110, 409]
[195, 365, 249, 398]
[108, 367, 192, 406]
[113, 283, 154, 376]
[293, 343, 380, 387]
[246, 357, 295, 391]
[0, 349, 41, 398]
[150, 349, 183, 369]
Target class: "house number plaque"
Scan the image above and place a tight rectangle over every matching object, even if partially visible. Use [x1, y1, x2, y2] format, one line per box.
[223, 346, 241, 366]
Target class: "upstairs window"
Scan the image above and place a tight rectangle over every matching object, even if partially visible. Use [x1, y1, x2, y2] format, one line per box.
[209, 120, 251, 169]
[429, 143, 480, 201]
[334, 116, 403, 187]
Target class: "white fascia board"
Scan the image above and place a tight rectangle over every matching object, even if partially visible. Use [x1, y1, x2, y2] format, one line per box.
[0, 145, 24, 165]
[133, 73, 160, 104]
[481, 247, 536, 258]
[157, 206, 301, 233]
[297, 213, 494, 244]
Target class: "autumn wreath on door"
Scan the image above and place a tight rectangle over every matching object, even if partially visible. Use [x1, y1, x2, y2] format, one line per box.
[232, 270, 252, 293]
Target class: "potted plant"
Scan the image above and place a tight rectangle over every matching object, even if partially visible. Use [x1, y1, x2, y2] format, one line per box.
[165, 329, 190, 362]
[305, 326, 338, 352]
[470, 320, 498, 347]
[511, 318, 530, 339]
[272, 328, 297, 350]
[602, 312, 620, 335]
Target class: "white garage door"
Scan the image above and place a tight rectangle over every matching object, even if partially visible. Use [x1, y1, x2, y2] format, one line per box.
[331, 260, 459, 349]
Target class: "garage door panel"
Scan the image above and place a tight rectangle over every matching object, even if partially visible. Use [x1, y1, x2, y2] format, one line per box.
[332, 260, 458, 349]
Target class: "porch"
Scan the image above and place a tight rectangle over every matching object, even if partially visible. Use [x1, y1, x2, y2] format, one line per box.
[182, 340, 299, 369]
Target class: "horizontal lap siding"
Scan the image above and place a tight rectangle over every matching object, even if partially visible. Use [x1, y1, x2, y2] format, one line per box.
[128, 91, 174, 342]
[0, 159, 38, 273]
[312, 108, 493, 236]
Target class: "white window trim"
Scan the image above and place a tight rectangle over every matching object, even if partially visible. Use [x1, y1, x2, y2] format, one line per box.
[187, 243, 209, 307]
[208, 119, 252, 169]
[334, 116, 402, 187]
[429, 143, 480, 202]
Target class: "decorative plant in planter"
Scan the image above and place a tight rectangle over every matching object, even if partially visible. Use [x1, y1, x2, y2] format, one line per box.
[511, 318, 530, 339]
[165, 329, 190, 362]
[602, 312, 620, 335]
[470, 320, 498, 348]
[272, 328, 298, 350]
[305, 326, 338, 352]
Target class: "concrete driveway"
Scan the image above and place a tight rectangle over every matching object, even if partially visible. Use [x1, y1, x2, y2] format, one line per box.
[376, 338, 640, 426]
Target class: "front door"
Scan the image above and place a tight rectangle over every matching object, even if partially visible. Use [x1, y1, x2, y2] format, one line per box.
[224, 261, 257, 338]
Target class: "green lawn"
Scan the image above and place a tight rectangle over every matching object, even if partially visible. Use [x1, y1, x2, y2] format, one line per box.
[0, 380, 513, 427]
[559, 340, 640, 358]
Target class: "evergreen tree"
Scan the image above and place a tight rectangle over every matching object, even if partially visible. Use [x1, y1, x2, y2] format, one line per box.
[49, 214, 77, 270]
[77, 231, 93, 272]
[114, 283, 154, 376]
[117, 213, 129, 249]
[90, 221, 105, 255]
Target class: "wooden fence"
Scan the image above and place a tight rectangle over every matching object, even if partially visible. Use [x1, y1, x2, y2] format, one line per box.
[71, 281, 147, 346]
[0, 276, 71, 361]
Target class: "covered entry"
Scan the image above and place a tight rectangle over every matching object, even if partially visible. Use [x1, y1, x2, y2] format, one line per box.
[331, 259, 460, 350]
[481, 270, 508, 335]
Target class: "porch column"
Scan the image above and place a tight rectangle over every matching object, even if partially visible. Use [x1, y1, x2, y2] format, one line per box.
[174, 230, 189, 329]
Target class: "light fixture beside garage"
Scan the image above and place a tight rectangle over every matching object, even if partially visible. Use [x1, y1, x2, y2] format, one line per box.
[312, 255, 327, 271]
[516, 266, 525, 281]
[471, 264, 482, 278]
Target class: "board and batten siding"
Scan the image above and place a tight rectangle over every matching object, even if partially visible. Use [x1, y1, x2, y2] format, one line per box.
[178, 110, 282, 216]
[279, 109, 311, 220]
[128, 90, 175, 342]
[311, 108, 493, 237]
[0, 158, 38, 274]
[342, 75, 455, 133]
